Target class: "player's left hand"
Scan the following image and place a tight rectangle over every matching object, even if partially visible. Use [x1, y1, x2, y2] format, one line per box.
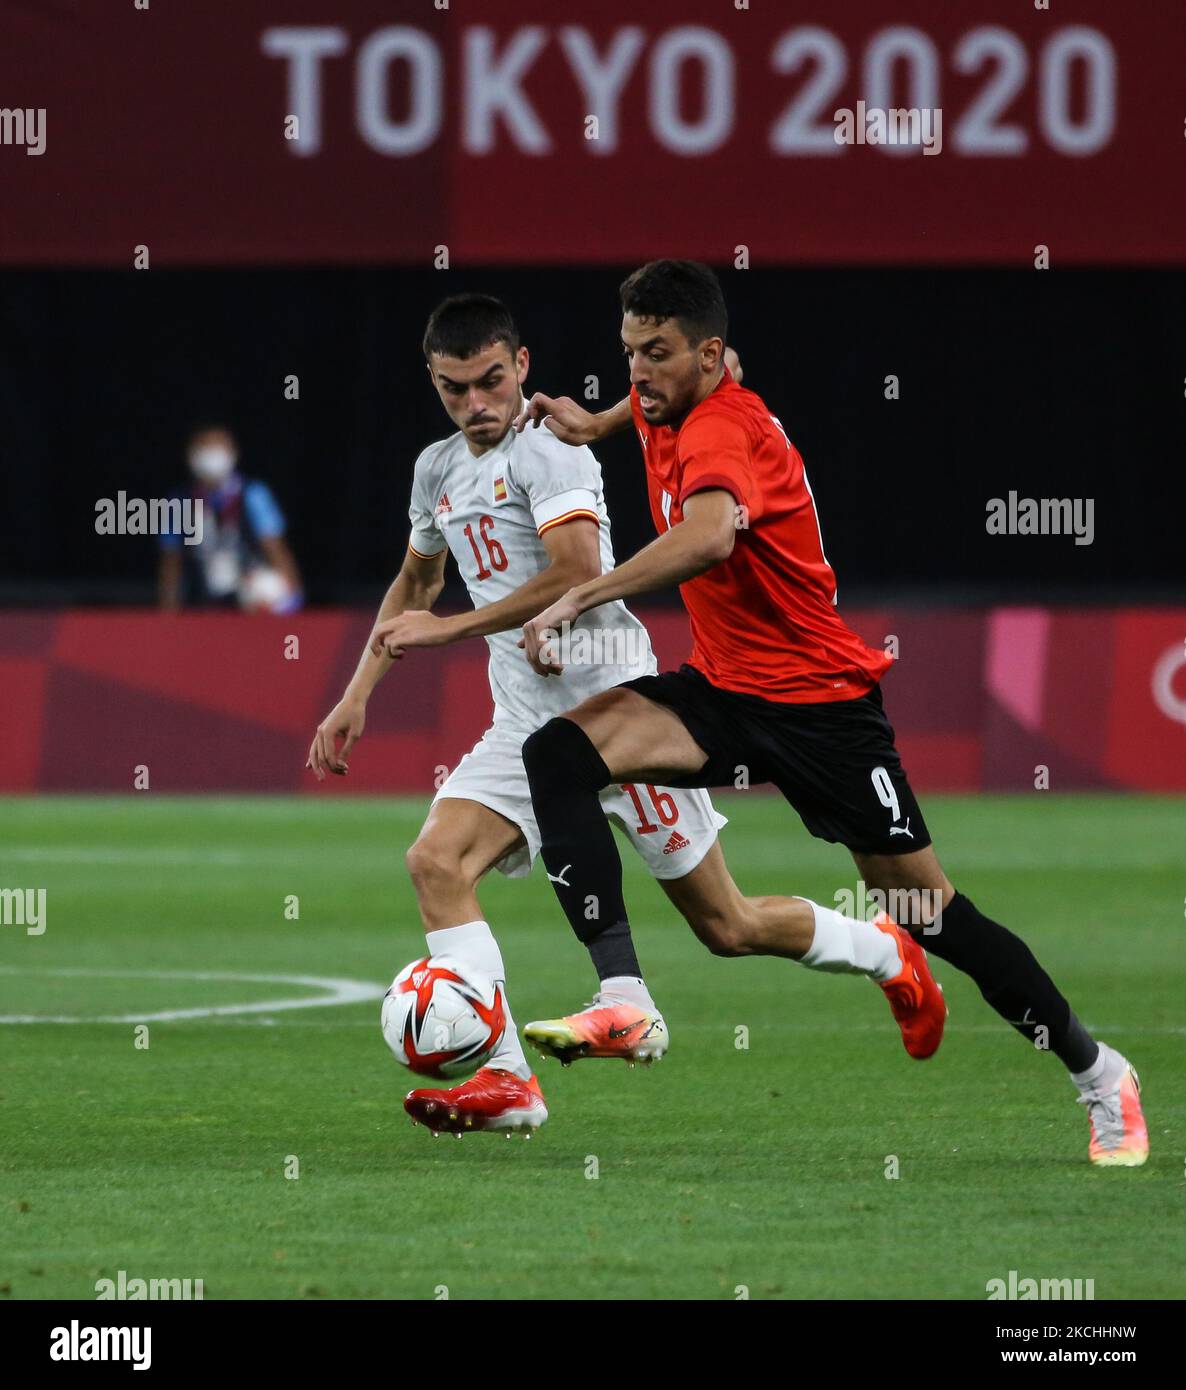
[520, 592, 581, 676]
[370, 610, 453, 658]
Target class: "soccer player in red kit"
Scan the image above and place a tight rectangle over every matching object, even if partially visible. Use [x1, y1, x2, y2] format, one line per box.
[515, 259, 1147, 1167]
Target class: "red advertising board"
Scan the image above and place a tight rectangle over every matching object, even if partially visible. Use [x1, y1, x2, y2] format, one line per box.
[2, 1, 1184, 265]
[1, 607, 1182, 794]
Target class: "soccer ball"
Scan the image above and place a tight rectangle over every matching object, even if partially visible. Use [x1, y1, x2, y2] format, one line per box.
[380, 954, 506, 1079]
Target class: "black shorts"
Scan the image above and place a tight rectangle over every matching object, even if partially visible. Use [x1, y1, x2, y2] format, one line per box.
[619, 664, 930, 856]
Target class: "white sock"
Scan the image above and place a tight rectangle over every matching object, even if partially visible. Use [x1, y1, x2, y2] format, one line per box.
[799, 900, 901, 982]
[599, 974, 658, 1012]
[1071, 1041, 1119, 1093]
[425, 920, 531, 1079]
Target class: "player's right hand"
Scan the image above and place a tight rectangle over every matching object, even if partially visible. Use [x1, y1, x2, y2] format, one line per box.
[307, 696, 366, 780]
[520, 590, 582, 677]
[512, 393, 599, 445]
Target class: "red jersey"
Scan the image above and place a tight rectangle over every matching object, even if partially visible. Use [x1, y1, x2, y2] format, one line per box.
[631, 370, 891, 702]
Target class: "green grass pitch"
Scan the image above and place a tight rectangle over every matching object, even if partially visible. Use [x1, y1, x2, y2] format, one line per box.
[1, 793, 1182, 1300]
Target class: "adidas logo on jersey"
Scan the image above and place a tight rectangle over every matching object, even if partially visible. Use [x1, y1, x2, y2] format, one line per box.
[662, 830, 690, 855]
[435, 492, 452, 515]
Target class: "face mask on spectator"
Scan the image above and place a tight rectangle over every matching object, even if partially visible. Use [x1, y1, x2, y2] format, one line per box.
[189, 445, 235, 483]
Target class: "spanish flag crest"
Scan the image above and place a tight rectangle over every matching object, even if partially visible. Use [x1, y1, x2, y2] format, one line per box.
[493, 475, 507, 502]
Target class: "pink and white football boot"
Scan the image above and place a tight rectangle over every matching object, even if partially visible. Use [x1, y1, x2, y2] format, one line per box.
[1077, 1045, 1149, 1167]
[524, 995, 668, 1067]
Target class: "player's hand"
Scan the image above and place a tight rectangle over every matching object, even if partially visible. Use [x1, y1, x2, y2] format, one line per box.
[724, 346, 743, 384]
[307, 696, 366, 780]
[370, 610, 453, 658]
[512, 393, 600, 445]
[519, 591, 582, 677]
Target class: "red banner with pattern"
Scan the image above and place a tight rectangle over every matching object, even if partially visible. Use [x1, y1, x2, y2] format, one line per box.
[2, 608, 1183, 793]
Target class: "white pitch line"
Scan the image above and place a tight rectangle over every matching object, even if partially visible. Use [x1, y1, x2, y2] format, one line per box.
[1, 847, 301, 866]
[0, 967, 386, 1024]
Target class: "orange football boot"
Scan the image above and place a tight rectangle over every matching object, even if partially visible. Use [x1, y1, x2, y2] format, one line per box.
[404, 1068, 547, 1137]
[873, 913, 947, 1059]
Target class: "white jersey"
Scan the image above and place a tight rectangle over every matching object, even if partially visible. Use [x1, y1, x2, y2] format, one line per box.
[408, 418, 655, 732]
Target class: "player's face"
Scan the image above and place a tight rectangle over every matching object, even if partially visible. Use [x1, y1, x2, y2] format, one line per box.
[621, 313, 721, 427]
[427, 343, 528, 452]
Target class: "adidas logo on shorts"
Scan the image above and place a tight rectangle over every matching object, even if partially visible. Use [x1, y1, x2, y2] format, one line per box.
[662, 830, 690, 855]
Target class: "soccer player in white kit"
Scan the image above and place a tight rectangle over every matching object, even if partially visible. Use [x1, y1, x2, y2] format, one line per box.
[308, 294, 726, 1134]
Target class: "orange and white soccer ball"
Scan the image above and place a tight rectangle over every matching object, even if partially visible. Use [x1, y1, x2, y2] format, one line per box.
[381, 955, 506, 1079]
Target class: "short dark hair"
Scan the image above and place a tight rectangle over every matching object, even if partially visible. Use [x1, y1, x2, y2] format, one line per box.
[422, 293, 520, 361]
[619, 260, 727, 346]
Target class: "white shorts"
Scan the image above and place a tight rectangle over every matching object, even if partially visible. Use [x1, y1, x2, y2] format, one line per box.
[433, 723, 727, 881]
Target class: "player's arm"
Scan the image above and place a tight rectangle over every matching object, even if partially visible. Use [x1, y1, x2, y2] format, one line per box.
[307, 546, 447, 779]
[369, 520, 601, 657]
[512, 393, 632, 445]
[512, 348, 743, 445]
[520, 490, 736, 675]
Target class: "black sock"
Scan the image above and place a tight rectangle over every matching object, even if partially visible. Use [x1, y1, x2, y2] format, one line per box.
[918, 891, 1098, 1072]
[521, 717, 641, 980]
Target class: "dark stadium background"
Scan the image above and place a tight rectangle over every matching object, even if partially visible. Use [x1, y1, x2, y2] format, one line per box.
[2, 266, 1183, 607]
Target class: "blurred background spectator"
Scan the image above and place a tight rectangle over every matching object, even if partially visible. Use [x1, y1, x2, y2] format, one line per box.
[157, 423, 302, 613]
